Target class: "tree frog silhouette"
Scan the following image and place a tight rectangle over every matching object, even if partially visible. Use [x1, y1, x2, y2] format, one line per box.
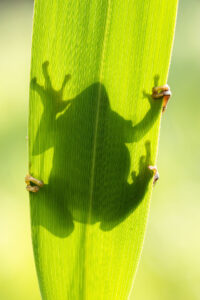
[30, 61, 161, 237]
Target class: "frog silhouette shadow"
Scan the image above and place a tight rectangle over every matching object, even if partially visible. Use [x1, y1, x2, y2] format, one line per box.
[30, 61, 161, 237]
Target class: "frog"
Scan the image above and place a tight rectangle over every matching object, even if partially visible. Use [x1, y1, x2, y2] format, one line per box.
[26, 61, 171, 236]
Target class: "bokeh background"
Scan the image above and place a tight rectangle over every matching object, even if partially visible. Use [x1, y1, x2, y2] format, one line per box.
[0, 0, 199, 299]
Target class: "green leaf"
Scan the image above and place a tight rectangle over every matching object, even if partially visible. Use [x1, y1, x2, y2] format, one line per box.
[28, 1, 178, 299]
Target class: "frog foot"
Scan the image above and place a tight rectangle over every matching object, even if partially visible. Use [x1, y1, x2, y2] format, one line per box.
[148, 165, 159, 185]
[152, 84, 171, 112]
[25, 174, 44, 192]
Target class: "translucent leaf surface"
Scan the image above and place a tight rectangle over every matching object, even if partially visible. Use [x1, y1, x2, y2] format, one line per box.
[28, 1, 178, 299]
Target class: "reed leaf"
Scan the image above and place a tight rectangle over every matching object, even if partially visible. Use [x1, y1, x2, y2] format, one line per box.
[28, 0, 178, 299]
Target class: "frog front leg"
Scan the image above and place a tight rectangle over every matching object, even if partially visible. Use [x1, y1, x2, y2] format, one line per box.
[124, 83, 171, 143]
[152, 84, 171, 112]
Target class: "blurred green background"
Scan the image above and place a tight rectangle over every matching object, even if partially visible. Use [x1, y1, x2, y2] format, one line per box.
[0, 1, 199, 299]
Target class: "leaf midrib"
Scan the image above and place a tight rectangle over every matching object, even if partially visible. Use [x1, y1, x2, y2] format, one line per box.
[84, 0, 113, 296]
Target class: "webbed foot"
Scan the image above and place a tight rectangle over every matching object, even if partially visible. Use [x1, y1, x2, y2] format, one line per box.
[25, 174, 44, 192]
[148, 165, 159, 185]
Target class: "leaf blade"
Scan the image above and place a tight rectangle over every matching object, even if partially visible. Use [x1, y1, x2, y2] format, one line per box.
[29, 1, 178, 299]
